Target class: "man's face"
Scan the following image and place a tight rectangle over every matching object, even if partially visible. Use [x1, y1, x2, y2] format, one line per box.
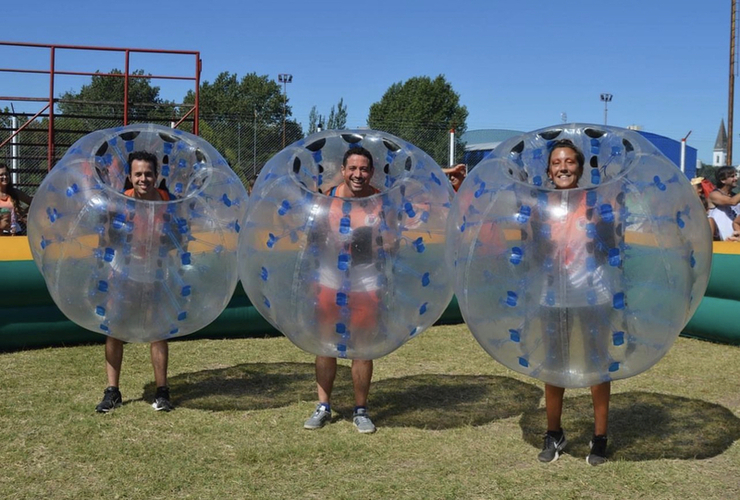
[547, 147, 582, 190]
[722, 171, 738, 188]
[129, 159, 157, 199]
[341, 154, 374, 196]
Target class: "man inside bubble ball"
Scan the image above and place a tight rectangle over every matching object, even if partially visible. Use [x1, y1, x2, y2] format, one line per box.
[535, 139, 613, 466]
[95, 151, 174, 413]
[303, 147, 383, 434]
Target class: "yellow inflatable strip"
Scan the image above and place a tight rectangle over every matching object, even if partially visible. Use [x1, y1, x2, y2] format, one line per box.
[0, 236, 32, 261]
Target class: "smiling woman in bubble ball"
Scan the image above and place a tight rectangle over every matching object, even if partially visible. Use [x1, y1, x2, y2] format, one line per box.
[446, 124, 711, 464]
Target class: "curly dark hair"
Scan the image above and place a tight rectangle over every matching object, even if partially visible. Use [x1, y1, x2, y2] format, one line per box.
[128, 151, 159, 177]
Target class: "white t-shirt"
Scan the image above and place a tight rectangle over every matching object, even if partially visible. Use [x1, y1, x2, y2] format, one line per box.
[708, 200, 740, 241]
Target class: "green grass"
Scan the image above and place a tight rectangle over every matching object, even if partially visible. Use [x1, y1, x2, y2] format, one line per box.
[1, 324, 740, 499]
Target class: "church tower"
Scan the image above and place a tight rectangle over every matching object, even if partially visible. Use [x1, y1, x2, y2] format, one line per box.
[714, 119, 728, 166]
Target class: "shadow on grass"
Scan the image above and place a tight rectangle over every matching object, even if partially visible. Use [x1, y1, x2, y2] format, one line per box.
[151, 362, 329, 411]
[152, 362, 543, 429]
[371, 374, 542, 430]
[519, 391, 740, 461]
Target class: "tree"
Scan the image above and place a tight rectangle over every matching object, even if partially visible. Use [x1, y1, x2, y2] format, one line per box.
[307, 98, 347, 134]
[307, 106, 323, 134]
[368, 75, 468, 166]
[326, 98, 347, 130]
[697, 162, 717, 183]
[58, 69, 172, 124]
[54, 69, 175, 155]
[183, 72, 303, 180]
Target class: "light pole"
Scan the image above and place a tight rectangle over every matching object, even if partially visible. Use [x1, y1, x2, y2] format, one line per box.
[600, 93, 613, 125]
[253, 107, 257, 178]
[278, 73, 293, 147]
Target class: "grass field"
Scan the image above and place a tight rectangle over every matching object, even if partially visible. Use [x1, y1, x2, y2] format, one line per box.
[1, 324, 739, 499]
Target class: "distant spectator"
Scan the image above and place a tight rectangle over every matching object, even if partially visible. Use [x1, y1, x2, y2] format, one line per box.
[708, 167, 740, 241]
[691, 177, 718, 240]
[0, 163, 33, 236]
[443, 164, 466, 192]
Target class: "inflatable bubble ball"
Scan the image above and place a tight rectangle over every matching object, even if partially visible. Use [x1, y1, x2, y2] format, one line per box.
[27, 124, 248, 343]
[446, 124, 712, 388]
[239, 129, 455, 360]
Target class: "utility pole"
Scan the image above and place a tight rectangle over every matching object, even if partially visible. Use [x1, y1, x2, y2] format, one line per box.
[278, 74, 293, 148]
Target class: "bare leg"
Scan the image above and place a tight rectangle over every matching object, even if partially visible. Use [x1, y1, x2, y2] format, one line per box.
[316, 356, 337, 404]
[591, 381, 611, 436]
[351, 359, 373, 407]
[104, 337, 124, 387]
[544, 383, 566, 432]
[150, 341, 169, 387]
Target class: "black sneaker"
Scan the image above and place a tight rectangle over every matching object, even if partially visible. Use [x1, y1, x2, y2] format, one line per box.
[95, 386, 122, 413]
[586, 435, 608, 466]
[152, 386, 174, 412]
[538, 430, 567, 463]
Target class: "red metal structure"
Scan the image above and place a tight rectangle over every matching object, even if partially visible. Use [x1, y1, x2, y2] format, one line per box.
[0, 41, 201, 173]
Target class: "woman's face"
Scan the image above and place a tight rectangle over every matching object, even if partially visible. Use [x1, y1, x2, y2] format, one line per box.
[0, 167, 9, 191]
[547, 147, 582, 190]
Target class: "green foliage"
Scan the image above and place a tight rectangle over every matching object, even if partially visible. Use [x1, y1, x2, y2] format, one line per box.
[368, 75, 468, 166]
[697, 162, 717, 183]
[184, 72, 303, 178]
[308, 105, 321, 134]
[307, 98, 348, 134]
[54, 69, 176, 155]
[58, 69, 173, 124]
[326, 97, 347, 130]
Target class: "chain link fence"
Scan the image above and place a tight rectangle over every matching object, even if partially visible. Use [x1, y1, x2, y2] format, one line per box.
[1, 107, 465, 193]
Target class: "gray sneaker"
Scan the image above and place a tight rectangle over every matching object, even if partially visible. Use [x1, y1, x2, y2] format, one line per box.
[538, 430, 567, 463]
[352, 408, 377, 434]
[304, 404, 331, 429]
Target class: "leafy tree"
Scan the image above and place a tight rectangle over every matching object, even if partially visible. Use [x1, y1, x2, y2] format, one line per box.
[54, 69, 175, 155]
[183, 72, 302, 181]
[307, 98, 347, 134]
[697, 162, 717, 183]
[58, 69, 172, 124]
[368, 75, 468, 166]
[326, 98, 347, 130]
[308, 105, 323, 134]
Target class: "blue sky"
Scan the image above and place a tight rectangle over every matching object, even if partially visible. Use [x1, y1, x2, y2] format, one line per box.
[1, 0, 733, 164]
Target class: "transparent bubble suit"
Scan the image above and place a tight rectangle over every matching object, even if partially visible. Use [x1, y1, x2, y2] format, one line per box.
[446, 124, 712, 388]
[239, 130, 454, 359]
[28, 124, 248, 342]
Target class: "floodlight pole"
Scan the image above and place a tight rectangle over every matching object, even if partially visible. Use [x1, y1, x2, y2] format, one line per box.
[278, 73, 293, 148]
[600, 93, 613, 125]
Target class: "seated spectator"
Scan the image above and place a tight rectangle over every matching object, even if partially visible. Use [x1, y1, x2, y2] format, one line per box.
[0, 163, 33, 236]
[691, 177, 718, 240]
[707, 167, 740, 241]
[443, 164, 466, 192]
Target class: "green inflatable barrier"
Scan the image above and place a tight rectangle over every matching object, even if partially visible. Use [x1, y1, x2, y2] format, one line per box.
[2, 237, 737, 350]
